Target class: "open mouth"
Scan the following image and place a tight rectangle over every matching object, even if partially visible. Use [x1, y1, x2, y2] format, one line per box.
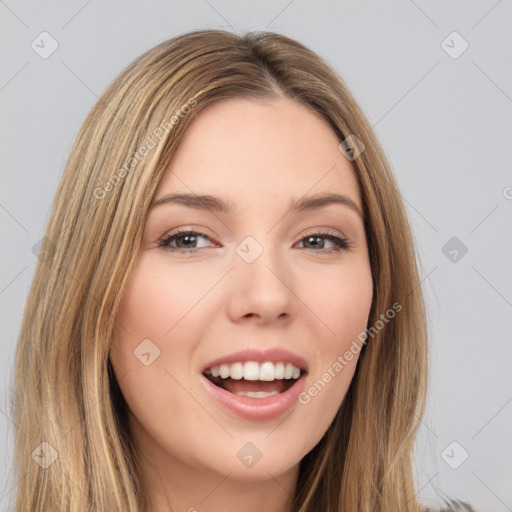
[203, 361, 306, 398]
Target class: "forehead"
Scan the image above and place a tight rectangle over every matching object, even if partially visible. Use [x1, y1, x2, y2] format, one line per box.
[156, 96, 362, 210]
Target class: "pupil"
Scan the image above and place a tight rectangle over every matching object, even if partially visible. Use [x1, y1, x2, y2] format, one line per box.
[178, 234, 195, 248]
[306, 236, 323, 249]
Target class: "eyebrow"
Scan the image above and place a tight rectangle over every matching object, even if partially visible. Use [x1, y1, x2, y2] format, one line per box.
[151, 192, 363, 219]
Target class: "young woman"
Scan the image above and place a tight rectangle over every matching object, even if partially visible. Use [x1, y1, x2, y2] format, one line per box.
[10, 29, 474, 512]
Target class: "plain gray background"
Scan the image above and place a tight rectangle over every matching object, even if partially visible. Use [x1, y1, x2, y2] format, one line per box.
[1, 1, 511, 510]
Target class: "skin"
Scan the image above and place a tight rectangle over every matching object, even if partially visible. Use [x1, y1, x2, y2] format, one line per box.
[110, 96, 373, 512]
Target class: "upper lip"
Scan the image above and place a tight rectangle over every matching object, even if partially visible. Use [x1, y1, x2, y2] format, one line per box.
[202, 348, 309, 373]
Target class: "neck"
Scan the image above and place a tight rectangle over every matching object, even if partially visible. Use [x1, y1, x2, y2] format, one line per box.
[130, 416, 299, 512]
[146, 465, 298, 512]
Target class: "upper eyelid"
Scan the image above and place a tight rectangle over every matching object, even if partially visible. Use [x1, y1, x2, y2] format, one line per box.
[162, 227, 347, 238]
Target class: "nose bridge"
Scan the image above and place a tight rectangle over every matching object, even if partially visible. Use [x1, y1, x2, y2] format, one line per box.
[229, 233, 295, 322]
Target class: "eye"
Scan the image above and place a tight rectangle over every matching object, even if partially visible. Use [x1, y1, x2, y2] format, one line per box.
[157, 230, 214, 253]
[296, 232, 351, 253]
[157, 229, 352, 254]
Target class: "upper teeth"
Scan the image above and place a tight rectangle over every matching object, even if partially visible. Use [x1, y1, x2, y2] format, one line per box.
[205, 361, 302, 381]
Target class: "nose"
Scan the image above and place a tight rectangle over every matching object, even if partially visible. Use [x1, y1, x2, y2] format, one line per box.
[226, 241, 296, 325]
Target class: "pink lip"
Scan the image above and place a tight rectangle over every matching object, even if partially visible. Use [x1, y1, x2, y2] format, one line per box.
[201, 372, 307, 421]
[201, 348, 309, 372]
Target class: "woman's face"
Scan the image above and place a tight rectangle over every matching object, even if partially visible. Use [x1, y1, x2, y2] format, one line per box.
[110, 96, 373, 493]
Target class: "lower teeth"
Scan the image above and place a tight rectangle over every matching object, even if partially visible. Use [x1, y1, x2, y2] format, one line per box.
[234, 391, 280, 398]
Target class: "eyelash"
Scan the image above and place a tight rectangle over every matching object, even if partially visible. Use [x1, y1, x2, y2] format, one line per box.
[157, 228, 352, 254]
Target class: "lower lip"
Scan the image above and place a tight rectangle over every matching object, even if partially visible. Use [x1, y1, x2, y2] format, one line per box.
[201, 374, 306, 421]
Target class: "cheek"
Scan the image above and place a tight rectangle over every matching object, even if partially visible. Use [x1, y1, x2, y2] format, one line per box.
[109, 259, 189, 396]
[309, 260, 373, 343]
[109, 254, 221, 398]
[299, 261, 372, 409]
[109, 259, 211, 456]
[114, 258, 210, 345]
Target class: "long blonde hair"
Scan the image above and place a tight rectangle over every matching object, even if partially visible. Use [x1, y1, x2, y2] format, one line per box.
[10, 28, 428, 511]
